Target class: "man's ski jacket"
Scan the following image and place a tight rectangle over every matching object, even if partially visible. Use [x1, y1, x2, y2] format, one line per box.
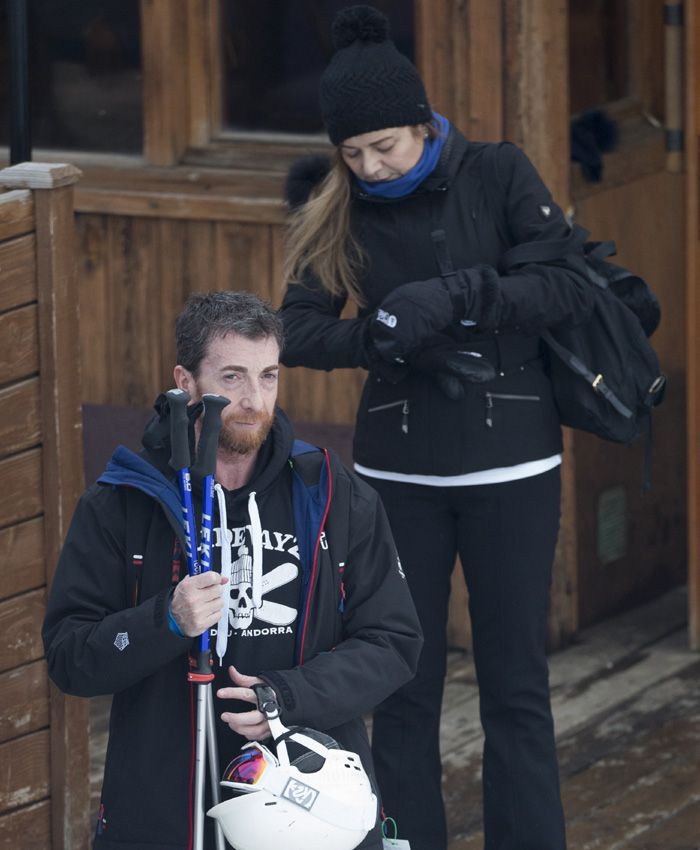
[43, 403, 422, 850]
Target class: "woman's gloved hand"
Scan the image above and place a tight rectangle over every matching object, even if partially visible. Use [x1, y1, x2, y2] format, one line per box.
[369, 278, 456, 364]
[368, 267, 502, 366]
[410, 339, 496, 400]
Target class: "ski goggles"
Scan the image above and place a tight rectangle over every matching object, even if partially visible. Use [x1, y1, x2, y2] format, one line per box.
[222, 743, 277, 789]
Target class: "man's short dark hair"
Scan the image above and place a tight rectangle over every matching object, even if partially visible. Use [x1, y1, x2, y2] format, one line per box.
[175, 291, 284, 376]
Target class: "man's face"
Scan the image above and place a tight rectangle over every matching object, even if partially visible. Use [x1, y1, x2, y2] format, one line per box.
[175, 332, 280, 457]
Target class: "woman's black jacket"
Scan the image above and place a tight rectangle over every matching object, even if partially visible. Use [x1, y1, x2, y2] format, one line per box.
[280, 128, 593, 475]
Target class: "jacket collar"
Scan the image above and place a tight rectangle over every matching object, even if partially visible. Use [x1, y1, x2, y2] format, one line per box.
[352, 125, 468, 202]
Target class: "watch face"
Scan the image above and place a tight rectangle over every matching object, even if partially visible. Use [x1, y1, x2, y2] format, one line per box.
[254, 685, 279, 715]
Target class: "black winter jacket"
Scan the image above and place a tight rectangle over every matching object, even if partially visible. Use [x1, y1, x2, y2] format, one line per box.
[42, 406, 422, 850]
[281, 128, 593, 475]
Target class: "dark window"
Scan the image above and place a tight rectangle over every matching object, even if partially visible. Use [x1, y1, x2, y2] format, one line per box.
[569, 0, 665, 119]
[0, 1, 142, 154]
[569, 0, 628, 114]
[221, 0, 415, 135]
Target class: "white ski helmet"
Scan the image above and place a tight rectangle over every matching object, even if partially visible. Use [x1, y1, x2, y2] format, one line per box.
[207, 689, 377, 850]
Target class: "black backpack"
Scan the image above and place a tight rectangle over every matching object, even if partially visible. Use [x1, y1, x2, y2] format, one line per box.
[480, 146, 666, 481]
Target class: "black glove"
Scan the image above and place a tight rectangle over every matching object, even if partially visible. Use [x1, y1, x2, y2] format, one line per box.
[410, 340, 496, 400]
[369, 268, 502, 365]
[369, 278, 456, 365]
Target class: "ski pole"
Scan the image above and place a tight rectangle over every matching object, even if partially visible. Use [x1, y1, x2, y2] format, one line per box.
[166, 389, 199, 579]
[167, 389, 229, 850]
[191, 394, 229, 850]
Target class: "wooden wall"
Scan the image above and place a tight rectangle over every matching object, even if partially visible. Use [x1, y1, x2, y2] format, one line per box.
[0, 165, 89, 850]
[39, 0, 688, 661]
[686, 0, 700, 650]
[75, 204, 364, 425]
[574, 172, 687, 625]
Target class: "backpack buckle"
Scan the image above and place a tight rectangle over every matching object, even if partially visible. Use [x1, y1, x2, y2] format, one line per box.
[592, 374, 604, 392]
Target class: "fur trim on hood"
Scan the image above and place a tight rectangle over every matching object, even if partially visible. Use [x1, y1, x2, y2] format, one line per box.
[285, 155, 332, 210]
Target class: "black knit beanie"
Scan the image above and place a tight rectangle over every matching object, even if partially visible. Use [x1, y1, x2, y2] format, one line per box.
[320, 5, 432, 145]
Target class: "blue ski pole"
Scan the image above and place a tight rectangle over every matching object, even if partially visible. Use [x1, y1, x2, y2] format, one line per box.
[166, 389, 229, 850]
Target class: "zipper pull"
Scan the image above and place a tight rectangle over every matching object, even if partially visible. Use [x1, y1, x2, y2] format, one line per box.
[485, 393, 493, 428]
[401, 400, 410, 434]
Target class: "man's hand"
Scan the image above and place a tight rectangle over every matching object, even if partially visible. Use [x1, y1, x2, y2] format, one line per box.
[218, 665, 271, 741]
[170, 572, 228, 637]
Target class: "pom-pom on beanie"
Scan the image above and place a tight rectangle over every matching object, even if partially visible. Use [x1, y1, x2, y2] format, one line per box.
[320, 5, 432, 145]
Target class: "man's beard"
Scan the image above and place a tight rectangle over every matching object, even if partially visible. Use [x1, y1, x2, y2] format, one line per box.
[217, 409, 274, 457]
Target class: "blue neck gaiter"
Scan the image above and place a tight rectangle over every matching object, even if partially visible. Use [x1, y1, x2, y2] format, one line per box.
[355, 112, 450, 199]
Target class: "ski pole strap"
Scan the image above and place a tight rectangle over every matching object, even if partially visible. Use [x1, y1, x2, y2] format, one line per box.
[541, 330, 634, 419]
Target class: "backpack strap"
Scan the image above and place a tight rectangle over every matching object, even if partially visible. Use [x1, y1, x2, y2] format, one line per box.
[501, 225, 589, 271]
[476, 143, 513, 249]
[540, 329, 634, 420]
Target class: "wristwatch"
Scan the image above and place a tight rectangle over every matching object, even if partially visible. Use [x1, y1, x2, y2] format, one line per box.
[252, 683, 280, 719]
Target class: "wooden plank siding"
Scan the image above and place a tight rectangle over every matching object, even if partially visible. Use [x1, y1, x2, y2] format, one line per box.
[0, 164, 89, 850]
[0, 800, 51, 850]
[687, 0, 700, 647]
[0, 233, 37, 311]
[0, 190, 34, 242]
[75, 211, 366, 425]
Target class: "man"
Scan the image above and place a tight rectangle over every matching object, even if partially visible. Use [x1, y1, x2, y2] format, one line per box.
[43, 291, 422, 850]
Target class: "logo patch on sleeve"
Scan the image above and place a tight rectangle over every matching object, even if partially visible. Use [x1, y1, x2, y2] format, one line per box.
[114, 632, 130, 651]
[538, 204, 552, 219]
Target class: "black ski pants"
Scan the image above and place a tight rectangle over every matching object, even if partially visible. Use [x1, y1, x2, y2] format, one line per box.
[362, 467, 566, 850]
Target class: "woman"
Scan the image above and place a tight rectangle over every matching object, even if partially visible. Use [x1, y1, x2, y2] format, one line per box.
[280, 6, 590, 850]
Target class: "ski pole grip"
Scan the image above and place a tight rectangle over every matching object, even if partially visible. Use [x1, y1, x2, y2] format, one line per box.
[166, 388, 192, 471]
[191, 394, 230, 479]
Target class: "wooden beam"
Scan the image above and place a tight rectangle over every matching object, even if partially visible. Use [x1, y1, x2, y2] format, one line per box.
[0, 162, 82, 189]
[75, 187, 285, 224]
[0, 450, 43, 528]
[0, 661, 49, 744]
[0, 305, 39, 385]
[0, 590, 46, 673]
[462, 0, 504, 141]
[0, 800, 51, 850]
[141, 0, 190, 165]
[0, 516, 45, 599]
[0, 190, 34, 241]
[32, 165, 90, 850]
[504, 0, 570, 199]
[0, 234, 36, 312]
[186, 0, 221, 146]
[0, 730, 50, 811]
[504, 0, 577, 645]
[686, 0, 700, 650]
[415, 0, 455, 118]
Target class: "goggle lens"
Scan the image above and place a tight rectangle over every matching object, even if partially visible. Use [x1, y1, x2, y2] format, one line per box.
[223, 749, 266, 785]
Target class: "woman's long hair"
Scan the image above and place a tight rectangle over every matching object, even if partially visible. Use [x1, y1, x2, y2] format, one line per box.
[283, 123, 438, 307]
[283, 149, 367, 306]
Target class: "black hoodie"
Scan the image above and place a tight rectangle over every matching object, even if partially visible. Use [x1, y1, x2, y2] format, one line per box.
[43, 403, 422, 849]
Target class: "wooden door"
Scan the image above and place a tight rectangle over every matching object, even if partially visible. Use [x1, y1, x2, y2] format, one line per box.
[568, 1, 687, 627]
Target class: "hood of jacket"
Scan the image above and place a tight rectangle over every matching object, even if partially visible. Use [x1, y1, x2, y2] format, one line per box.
[98, 396, 299, 529]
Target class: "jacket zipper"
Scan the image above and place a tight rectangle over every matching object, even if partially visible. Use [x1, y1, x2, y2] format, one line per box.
[367, 399, 410, 434]
[484, 392, 541, 428]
